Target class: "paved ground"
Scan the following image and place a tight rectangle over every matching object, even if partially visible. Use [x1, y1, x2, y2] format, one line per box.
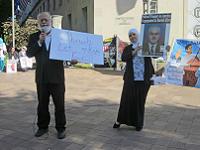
[0, 68, 200, 150]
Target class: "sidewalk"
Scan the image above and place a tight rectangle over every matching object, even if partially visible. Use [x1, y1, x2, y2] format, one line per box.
[0, 68, 200, 150]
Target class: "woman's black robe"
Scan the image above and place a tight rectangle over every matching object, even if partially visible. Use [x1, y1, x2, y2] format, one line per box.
[117, 44, 154, 128]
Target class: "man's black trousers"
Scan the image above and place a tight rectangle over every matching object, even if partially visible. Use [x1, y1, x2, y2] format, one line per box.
[36, 83, 66, 131]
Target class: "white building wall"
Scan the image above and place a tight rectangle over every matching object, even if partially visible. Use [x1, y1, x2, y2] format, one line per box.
[31, 0, 190, 44]
[157, 0, 186, 45]
[94, 0, 188, 44]
[94, 0, 143, 42]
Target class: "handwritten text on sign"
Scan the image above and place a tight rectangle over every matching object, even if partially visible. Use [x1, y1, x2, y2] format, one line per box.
[49, 28, 104, 64]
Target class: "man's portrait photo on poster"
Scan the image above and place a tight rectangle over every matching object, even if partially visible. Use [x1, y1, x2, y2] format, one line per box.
[142, 24, 166, 57]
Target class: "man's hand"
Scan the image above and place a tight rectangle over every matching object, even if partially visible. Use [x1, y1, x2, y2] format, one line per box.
[38, 32, 46, 45]
[71, 59, 78, 65]
[166, 45, 171, 52]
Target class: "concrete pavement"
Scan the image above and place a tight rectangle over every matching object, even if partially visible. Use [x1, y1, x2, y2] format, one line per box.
[0, 68, 200, 150]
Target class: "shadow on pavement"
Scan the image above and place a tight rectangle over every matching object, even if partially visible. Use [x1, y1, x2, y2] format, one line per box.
[0, 91, 200, 149]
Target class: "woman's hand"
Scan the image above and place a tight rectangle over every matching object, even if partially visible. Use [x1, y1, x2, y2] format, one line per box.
[135, 46, 142, 51]
[132, 46, 142, 56]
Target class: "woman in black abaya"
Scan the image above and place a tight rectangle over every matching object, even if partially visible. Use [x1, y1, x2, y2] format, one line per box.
[113, 28, 154, 131]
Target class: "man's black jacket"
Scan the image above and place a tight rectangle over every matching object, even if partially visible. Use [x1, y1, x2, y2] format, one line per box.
[27, 31, 64, 84]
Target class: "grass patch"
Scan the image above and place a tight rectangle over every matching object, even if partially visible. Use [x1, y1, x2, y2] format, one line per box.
[74, 63, 93, 69]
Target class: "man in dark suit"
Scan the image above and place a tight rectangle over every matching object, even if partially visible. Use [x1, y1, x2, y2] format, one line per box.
[27, 12, 66, 139]
[143, 26, 163, 56]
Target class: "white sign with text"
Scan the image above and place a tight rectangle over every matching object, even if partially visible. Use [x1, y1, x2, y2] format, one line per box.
[50, 28, 104, 64]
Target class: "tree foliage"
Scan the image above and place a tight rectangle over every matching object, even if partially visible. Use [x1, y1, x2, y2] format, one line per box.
[2, 18, 38, 48]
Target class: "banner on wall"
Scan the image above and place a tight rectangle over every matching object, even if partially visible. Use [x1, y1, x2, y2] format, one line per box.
[20, 57, 33, 69]
[164, 39, 200, 88]
[187, 0, 200, 39]
[6, 60, 17, 73]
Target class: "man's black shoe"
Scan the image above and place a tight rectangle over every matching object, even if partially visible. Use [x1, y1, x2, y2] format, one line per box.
[113, 122, 120, 128]
[34, 129, 48, 137]
[57, 130, 66, 139]
[135, 126, 143, 131]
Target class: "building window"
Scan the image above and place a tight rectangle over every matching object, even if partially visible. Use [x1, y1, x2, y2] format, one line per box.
[68, 14, 72, 30]
[143, 0, 148, 14]
[36, 9, 39, 16]
[47, 0, 50, 11]
[82, 7, 88, 32]
[39, 6, 42, 12]
[59, 0, 63, 7]
[149, 0, 158, 13]
[53, 0, 56, 10]
[42, 2, 45, 11]
[143, 0, 158, 14]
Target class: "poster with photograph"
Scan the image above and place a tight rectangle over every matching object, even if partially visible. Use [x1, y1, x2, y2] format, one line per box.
[140, 13, 171, 58]
[165, 39, 200, 88]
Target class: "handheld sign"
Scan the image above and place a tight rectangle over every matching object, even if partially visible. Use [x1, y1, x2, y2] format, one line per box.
[49, 28, 104, 65]
[139, 13, 171, 59]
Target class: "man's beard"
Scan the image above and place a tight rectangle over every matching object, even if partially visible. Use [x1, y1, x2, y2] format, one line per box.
[39, 25, 52, 33]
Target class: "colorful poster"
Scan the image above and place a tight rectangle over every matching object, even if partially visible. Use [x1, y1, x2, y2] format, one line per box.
[102, 36, 128, 68]
[50, 28, 104, 65]
[165, 39, 200, 88]
[140, 13, 171, 58]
